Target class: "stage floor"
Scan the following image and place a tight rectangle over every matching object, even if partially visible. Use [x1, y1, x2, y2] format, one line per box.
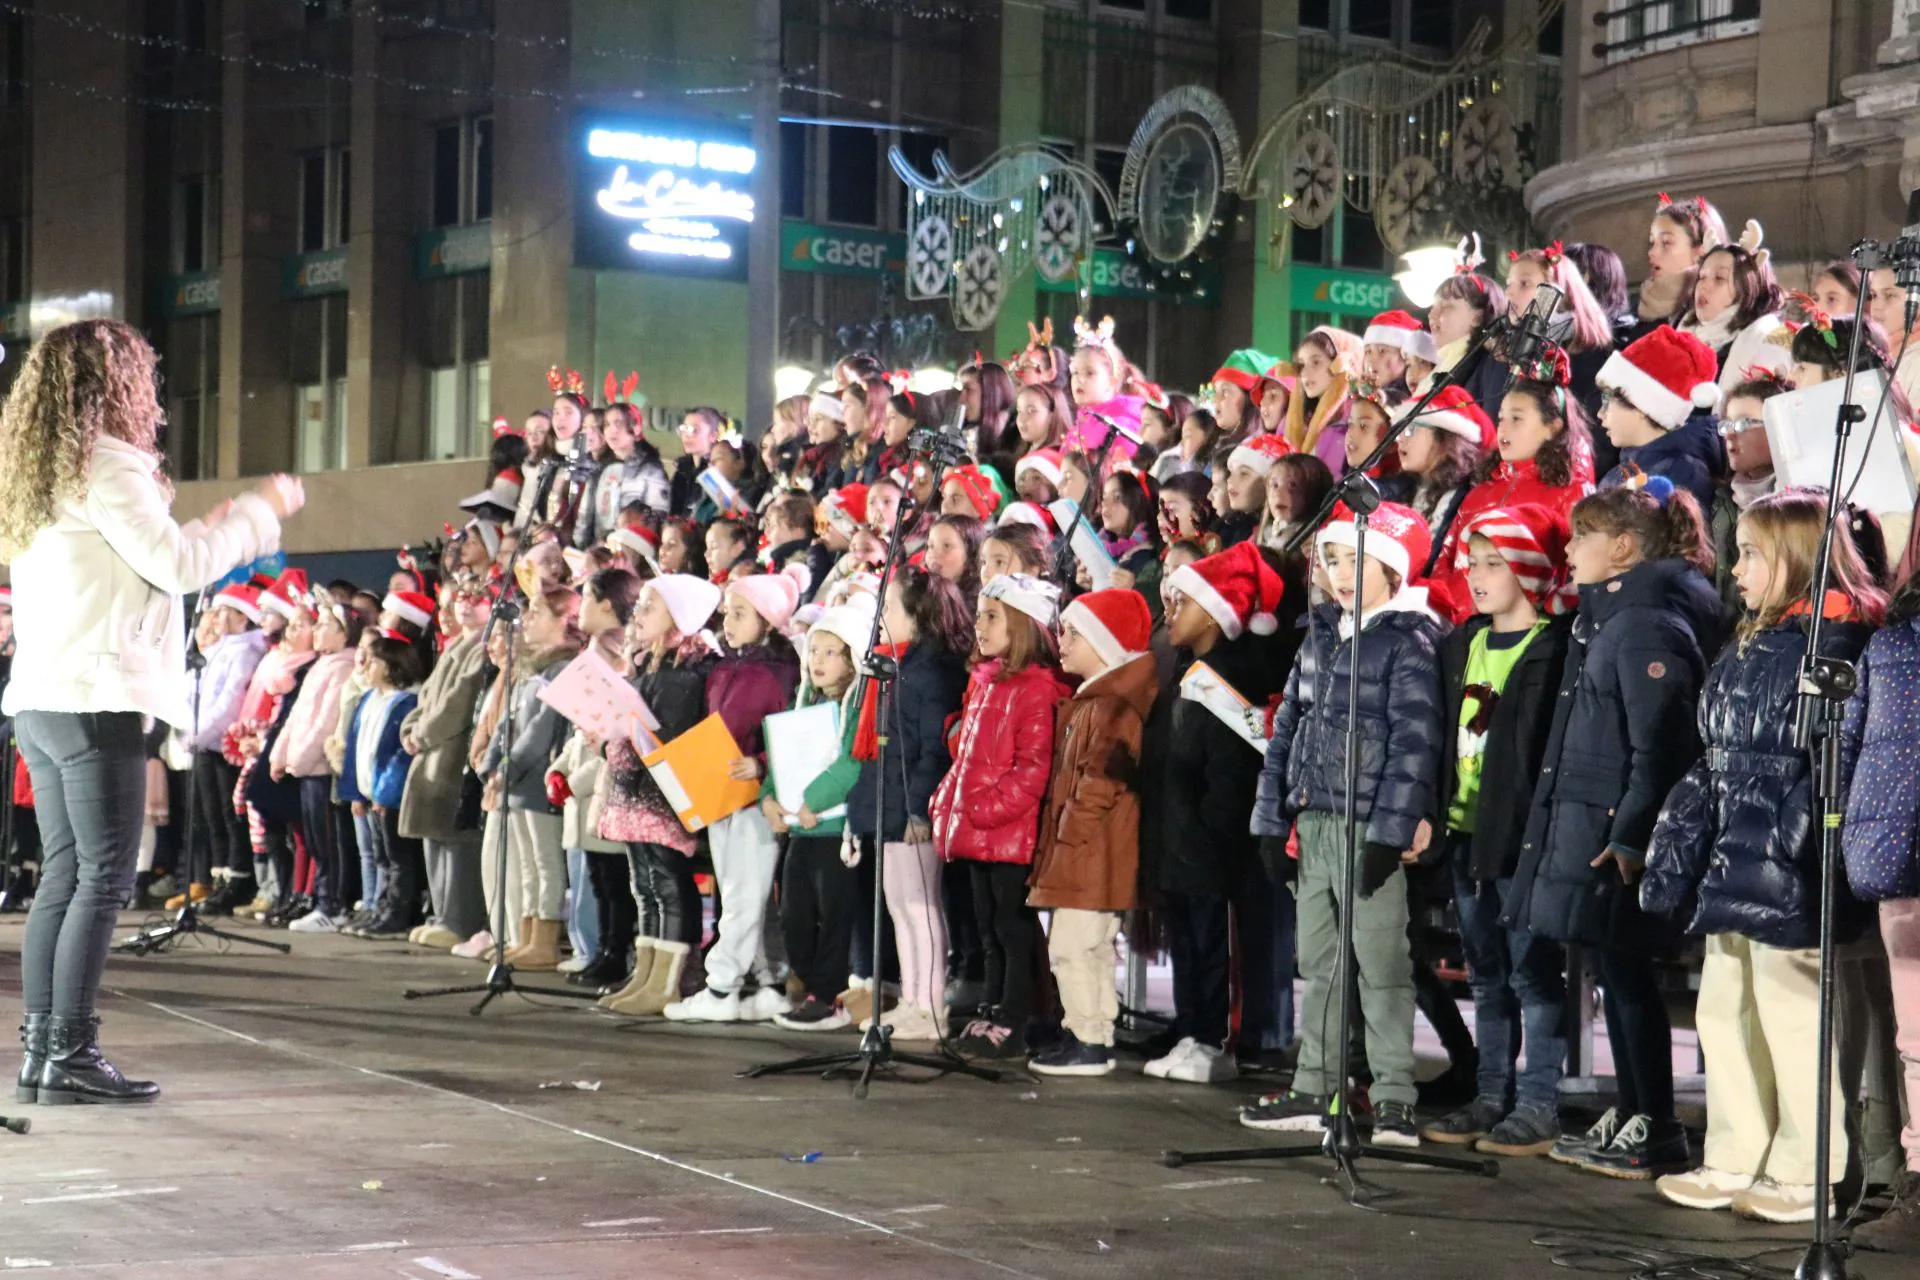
[0, 911, 1856, 1279]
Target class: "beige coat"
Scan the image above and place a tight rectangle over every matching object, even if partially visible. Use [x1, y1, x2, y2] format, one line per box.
[397, 634, 491, 843]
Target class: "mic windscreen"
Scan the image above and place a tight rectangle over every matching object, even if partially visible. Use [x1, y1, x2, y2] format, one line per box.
[1526, 282, 1564, 328]
[1904, 187, 1920, 239]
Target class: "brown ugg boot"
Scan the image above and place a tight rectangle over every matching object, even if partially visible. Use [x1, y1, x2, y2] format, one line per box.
[597, 940, 658, 1010]
[498, 915, 536, 963]
[512, 918, 563, 970]
[601, 941, 687, 1016]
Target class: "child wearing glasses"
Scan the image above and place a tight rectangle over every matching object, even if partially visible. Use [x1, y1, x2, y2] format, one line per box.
[1706, 373, 1786, 623]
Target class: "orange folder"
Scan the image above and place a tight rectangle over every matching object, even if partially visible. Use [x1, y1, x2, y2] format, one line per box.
[642, 712, 761, 833]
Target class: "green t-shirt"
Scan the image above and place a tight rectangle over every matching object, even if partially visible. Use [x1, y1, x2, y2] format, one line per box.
[1447, 622, 1545, 834]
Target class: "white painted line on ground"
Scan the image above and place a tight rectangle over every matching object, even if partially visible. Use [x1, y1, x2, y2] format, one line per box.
[410, 1258, 480, 1279]
[20, 1187, 178, 1206]
[3, 1259, 54, 1269]
[34, 1171, 106, 1179]
[885, 1204, 948, 1215]
[582, 1217, 664, 1228]
[116, 992, 1045, 1280]
[1161, 1176, 1260, 1191]
[343, 1241, 413, 1252]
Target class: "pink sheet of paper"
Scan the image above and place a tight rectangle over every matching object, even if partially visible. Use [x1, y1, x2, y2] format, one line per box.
[536, 650, 661, 753]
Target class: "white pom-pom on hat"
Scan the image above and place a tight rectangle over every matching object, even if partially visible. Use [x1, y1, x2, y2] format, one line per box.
[1249, 611, 1277, 636]
[1690, 381, 1722, 410]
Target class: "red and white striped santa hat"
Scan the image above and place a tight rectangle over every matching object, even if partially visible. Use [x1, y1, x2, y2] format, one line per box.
[1452, 503, 1570, 609]
[1316, 500, 1433, 588]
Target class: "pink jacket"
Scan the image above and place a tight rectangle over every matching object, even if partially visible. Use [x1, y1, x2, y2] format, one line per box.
[270, 650, 355, 779]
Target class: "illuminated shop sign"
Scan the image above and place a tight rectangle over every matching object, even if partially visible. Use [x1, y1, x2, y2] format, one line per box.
[575, 118, 755, 280]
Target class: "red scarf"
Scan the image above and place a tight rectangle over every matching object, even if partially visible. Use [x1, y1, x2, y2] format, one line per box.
[853, 642, 911, 761]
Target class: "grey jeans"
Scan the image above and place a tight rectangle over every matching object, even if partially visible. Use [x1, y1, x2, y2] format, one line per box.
[16, 710, 148, 1019]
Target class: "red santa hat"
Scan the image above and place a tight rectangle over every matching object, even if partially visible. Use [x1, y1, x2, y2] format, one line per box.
[1061, 588, 1153, 671]
[460, 470, 523, 516]
[1166, 541, 1287, 640]
[821, 483, 869, 537]
[644, 574, 724, 637]
[1363, 309, 1425, 352]
[607, 524, 660, 570]
[1596, 324, 1721, 430]
[465, 518, 502, 560]
[1014, 448, 1065, 491]
[261, 569, 312, 620]
[727, 570, 804, 635]
[1227, 432, 1294, 478]
[212, 584, 264, 625]
[1404, 327, 1441, 366]
[1453, 504, 1569, 608]
[1315, 500, 1433, 588]
[0, 585, 11, 608]
[1399, 385, 1496, 449]
[382, 590, 436, 629]
[997, 500, 1059, 535]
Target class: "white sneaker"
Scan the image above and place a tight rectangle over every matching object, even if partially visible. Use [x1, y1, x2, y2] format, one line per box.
[1144, 1036, 1201, 1079]
[1656, 1166, 1756, 1211]
[663, 987, 742, 1022]
[557, 955, 592, 974]
[288, 909, 339, 934]
[1732, 1177, 1827, 1224]
[450, 930, 494, 959]
[737, 985, 790, 1022]
[870, 1002, 941, 1041]
[1165, 1042, 1239, 1084]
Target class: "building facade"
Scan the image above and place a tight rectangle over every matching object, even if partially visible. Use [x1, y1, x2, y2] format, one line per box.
[1529, 0, 1908, 297]
[0, 0, 1561, 555]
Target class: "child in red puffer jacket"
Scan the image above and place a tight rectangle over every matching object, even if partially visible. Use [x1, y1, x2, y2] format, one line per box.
[932, 572, 1070, 1061]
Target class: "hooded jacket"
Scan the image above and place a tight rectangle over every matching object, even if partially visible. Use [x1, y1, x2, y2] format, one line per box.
[395, 634, 491, 843]
[1029, 653, 1157, 912]
[577, 447, 672, 547]
[1255, 592, 1449, 854]
[705, 643, 801, 770]
[1643, 610, 1872, 947]
[1506, 557, 1723, 948]
[189, 628, 269, 751]
[1839, 614, 1920, 901]
[931, 659, 1071, 866]
[270, 648, 356, 780]
[1601, 412, 1724, 515]
[480, 648, 580, 809]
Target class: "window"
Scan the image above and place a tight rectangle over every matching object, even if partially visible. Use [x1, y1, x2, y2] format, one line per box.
[1408, 0, 1451, 48]
[1347, 0, 1393, 41]
[1292, 222, 1327, 267]
[426, 360, 492, 461]
[1164, 0, 1212, 20]
[1094, 147, 1127, 234]
[826, 127, 879, 227]
[1299, 0, 1332, 28]
[780, 121, 807, 220]
[178, 0, 209, 51]
[893, 131, 947, 229]
[1340, 208, 1387, 271]
[299, 147, 349, 251]
[1, 10, 24, 103]
[432, 116, 493, 228]
[292, 297, 348, 471]
[2, 216, 26, 299]
[1597, 0, 1761, 63]
[176, 174, 220, 273]
[1291, 309, 1335, 355]
[160, 315, 219, 481]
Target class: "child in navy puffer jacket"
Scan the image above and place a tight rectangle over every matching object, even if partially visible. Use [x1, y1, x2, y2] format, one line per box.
[1644, 490, 1880, 1217]
[1246, 502, 1446, 1146]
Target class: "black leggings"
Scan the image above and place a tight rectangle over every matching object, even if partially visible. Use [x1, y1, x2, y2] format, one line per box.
[1598, 945, 1674, 1123]
[189, 750, 249, 883]
[969, 861, 1035, 1024]
[369, 808, 425, 927]
[586, 850, 637, 958]
[782, 835, 857, 998]
[626, 842, 702, 949]
[298, 777, 343, 914]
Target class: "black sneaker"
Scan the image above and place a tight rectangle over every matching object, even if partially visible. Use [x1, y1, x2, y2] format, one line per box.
[955, 1013, 1026, 1061]
[1549, 1106, 1622, 1167]
[1239, 1089, 1329, 1132]
[1581, 1114, 1690, 1180]
[1371, 1100, 1420, 1148]
[1852, 1169, 1920, 1255]
[199, 879, 253, 917]
[1475, 1103, 1561, 1156]
[1030, 1031, 1115, 1077]
[772, 996, 852, 1031]
[1421, 1096, 1507, 1146]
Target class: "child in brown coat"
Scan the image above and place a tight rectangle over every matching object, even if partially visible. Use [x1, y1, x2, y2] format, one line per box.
[1028, 588, 1158, 1076]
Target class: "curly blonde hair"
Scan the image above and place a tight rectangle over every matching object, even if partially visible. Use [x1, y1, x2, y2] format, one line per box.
[0, 319, 165, 561]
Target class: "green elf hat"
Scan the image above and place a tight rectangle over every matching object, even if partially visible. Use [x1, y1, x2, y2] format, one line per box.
[1212, 348, 1276, 399]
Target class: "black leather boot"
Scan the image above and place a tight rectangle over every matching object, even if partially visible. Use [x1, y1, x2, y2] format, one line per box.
[16, 1012, 47, 1103]
[38, 1015, 161, 1106]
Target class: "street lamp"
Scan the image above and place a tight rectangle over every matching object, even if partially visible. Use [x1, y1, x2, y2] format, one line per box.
[1394, 244, 1458, 308]
[910, 368, 957, 394]
[774, 364, 817, 400]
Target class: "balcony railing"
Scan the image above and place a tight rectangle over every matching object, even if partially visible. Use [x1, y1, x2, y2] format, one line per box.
[1593, 0, 1760, 65]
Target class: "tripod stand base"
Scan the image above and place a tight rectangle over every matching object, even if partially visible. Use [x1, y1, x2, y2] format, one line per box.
[113, 905, 293, 956]
[1160, 1127, 1499, 1206]
[1794, 1242, 1847, 1280]
[739, 1024, 1004, 1099]
[403, 960, 603, 1017]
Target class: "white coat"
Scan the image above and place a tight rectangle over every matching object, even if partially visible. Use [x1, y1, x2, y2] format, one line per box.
[2, 434, 281, 730]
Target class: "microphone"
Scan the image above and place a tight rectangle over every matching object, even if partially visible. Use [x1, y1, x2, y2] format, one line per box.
[1891, 188, 1920, 304]
[906, 398, 971, 466]
[1499, 281, 1566, 373]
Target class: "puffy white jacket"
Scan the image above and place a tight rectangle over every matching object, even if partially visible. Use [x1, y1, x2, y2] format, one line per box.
[2, 434, 281, 730]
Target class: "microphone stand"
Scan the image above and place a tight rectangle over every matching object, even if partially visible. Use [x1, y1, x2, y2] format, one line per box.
[1785, 237, 1892, 1280]
[117, 586, 290, 957]
[741, 427, 1002, 1097]
[1161, 323, 1511, 1200]
[404, 540, 598, 1014]
[1050, 419, 1124, 591]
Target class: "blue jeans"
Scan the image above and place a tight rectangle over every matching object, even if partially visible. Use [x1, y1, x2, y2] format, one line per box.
[353, 809, 380, 909]
[1450, 841, 1568, 1110]
[566, 846, 599, 960]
